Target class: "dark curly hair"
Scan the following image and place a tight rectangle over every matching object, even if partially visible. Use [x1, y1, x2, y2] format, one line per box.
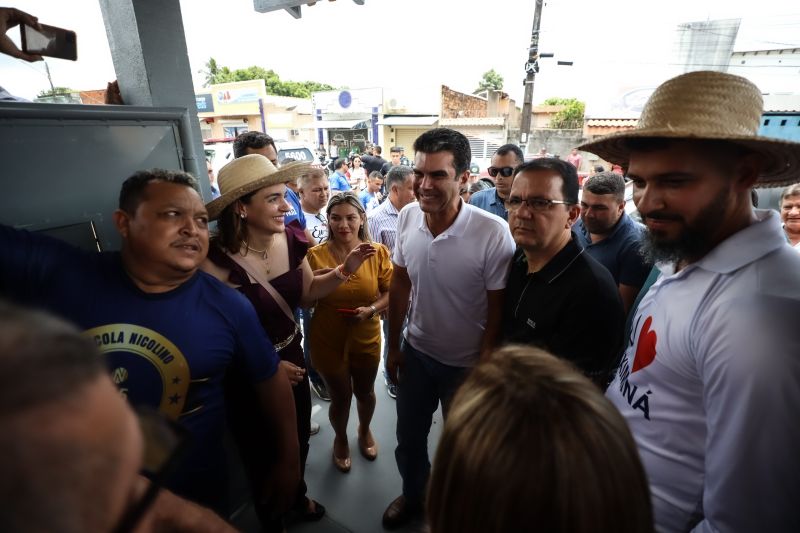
[233, 131, 276, 159]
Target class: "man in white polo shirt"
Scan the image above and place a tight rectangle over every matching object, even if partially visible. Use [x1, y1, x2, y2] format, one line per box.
[581, 71, 800, 532]
[382, 128, 515, 529]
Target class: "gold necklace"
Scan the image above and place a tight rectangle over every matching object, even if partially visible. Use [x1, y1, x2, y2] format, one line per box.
[241, 239, 275, 275]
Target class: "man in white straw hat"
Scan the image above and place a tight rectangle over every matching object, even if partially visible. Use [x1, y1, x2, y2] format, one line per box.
[580, 70, 800, 532]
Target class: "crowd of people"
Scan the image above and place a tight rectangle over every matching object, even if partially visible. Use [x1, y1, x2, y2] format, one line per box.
[2, 8, 800, 530]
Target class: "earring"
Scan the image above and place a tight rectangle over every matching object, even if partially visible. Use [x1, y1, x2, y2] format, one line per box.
[240, 213, 246, 219]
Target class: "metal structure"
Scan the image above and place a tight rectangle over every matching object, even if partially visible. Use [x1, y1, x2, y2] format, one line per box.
[254, 0, 365, 19]
[0, 103, 189, 251]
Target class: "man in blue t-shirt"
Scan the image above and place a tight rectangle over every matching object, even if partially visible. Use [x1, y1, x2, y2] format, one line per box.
[0, 170, 300, 518]
[329, 158, 351, 192]
[359, 172, 384, 212]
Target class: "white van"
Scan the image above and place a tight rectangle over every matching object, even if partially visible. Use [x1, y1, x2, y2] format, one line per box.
[275, 140, 318, 165]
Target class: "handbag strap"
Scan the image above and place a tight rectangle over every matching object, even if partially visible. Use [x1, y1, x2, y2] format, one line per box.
[226, 251, 297, 326]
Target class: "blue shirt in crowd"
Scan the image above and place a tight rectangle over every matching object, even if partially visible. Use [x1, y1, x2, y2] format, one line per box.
[329, 171, 351, 192]
[469, 187, 508, 220]
[0, 225, 279, 514]
[359, 189, 380, 212]
[284, 187, 307, 228]
[572, 212, 652, 288]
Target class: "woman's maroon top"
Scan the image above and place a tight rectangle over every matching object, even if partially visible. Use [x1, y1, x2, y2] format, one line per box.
[207, 221, 308, 367]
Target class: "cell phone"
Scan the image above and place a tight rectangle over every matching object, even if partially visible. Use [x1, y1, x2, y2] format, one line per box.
[20, 23, 77, 61]
[336, 308, 358, 315]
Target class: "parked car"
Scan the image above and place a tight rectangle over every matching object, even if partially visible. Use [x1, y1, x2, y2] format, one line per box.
[275, 140, 317, 165]
[204, 139, 234, 177]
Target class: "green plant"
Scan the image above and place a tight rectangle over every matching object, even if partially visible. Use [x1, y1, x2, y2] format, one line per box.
[36, 86, 73, 98]
[200, 57, 335, 97]
[543, 97, 585, 129]
[475, 69, 504, 93]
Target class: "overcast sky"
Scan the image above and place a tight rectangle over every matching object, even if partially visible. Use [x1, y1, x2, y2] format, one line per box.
[3, 0, 798, 114]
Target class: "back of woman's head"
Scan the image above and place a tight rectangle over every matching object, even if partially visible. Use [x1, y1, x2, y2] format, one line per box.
[427, 345, 653, 533]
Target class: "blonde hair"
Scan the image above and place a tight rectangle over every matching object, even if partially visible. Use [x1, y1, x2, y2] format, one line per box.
[325, 191, 372, 243]
[427, 345, 653, 533]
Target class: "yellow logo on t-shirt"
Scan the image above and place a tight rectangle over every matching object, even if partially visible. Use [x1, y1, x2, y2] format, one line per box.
[85, 324, 190, 420]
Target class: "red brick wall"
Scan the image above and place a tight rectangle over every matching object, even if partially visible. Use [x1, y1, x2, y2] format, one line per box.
[440, 85, 487, 119]
[79, 90, 106, 105]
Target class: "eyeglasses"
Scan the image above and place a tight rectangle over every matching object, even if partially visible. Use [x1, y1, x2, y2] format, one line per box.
[111, 408, 190, 533]
[506, 196, 573, 212]
[488, 166, 515, 178]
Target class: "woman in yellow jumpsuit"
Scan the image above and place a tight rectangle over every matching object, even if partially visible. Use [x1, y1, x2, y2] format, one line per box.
[307, 191, 392, 473]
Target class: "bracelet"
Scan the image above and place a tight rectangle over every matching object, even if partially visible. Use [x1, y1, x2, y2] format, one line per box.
[369, 305, 378, 318]
[334, 264, 350, 281]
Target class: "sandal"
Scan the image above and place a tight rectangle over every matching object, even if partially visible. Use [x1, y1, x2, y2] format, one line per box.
[333, 438, 351, 473]
[357, 426, 378, 461]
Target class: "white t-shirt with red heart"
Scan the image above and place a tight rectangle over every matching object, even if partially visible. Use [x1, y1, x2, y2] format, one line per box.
[606, 209, 800, 533]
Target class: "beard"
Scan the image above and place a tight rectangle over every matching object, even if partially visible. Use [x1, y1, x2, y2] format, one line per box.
[639, 187, 729, 264]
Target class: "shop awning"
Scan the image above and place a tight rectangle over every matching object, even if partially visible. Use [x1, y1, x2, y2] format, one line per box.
[378, 116, 439, 126]
[313, 119, 365, 129]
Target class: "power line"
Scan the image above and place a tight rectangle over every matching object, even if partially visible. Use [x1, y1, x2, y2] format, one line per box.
[677, 24, 800, 48]
[14, 57, 49, 78]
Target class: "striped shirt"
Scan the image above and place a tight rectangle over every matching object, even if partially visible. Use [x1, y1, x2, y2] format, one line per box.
[368, 198, 401, 252]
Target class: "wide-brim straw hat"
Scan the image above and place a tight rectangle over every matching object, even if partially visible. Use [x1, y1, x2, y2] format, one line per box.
[578, 71, 800, 187]
[206, 154, 311, 220]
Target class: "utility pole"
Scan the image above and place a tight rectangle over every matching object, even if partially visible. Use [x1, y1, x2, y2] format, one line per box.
[44, 60, 56, 94]
[519, 0, 544, 152]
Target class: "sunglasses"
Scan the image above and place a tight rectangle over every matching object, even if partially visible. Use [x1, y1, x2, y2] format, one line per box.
[111, 408, 190, 533]
[488, 166, 515, 178]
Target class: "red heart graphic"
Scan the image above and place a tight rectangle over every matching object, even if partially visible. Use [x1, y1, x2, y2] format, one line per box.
[632, 316, 657, 372]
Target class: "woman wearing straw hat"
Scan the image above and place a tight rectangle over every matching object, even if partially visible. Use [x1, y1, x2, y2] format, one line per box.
[202, 154, 377, 529]
[306, 191, 392, 473]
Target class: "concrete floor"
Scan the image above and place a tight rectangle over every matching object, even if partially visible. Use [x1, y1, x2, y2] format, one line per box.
[232, 364, 443, 533]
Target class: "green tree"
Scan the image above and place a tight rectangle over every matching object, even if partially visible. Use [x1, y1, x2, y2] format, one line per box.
[475, 69, 504, 93]
[200, 57, 236, 85]
[201, 57, 336, 97]
[36, 86, 73, 98]
[200, 57, 219, 87]
[543, 97, 585, 129]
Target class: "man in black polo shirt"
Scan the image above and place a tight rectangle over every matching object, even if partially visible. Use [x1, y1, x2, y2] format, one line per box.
[502, 158, 624, 387]
[573, 172, 652, 314]
[361, 145, 387, 175]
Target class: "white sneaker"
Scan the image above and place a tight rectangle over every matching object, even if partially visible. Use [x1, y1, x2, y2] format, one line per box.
[310, 421, 320, 436]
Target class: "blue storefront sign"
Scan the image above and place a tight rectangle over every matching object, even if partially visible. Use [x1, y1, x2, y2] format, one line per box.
[195, 93, 214, 112]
